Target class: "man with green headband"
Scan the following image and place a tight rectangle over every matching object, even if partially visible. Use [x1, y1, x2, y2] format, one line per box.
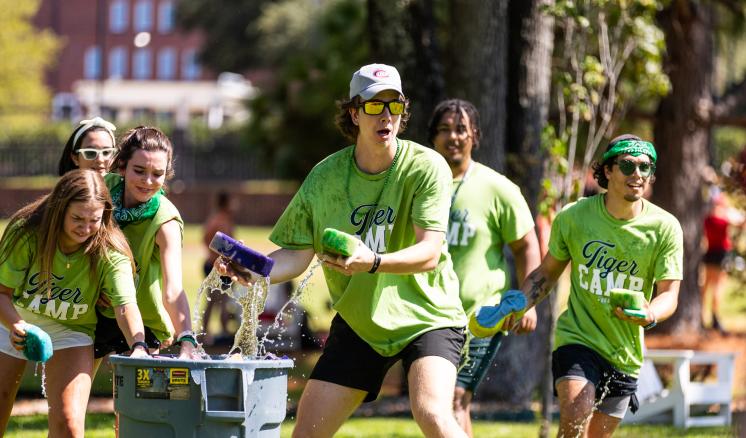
[499, 134, 683, 436]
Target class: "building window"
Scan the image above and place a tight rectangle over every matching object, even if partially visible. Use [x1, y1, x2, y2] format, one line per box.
[134, 0, 153, 32]
[84, 46, 102, 79]
[109, 47, 128, 79]
[109, 0, 129, 34]
[182, 49, 201, 80]
[157, 48, 176, 80]
[133, 48, 152, 79]
[158, 1, 174, 34]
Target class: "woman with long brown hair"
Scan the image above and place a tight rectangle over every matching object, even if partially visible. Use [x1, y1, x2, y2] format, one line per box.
[94, 126, 196, 359]
[0, 169, 147, 437]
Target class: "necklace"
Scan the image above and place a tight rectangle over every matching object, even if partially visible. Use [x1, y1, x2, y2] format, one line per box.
[450, 160, 474, 210]
[345, 138, 402, 236]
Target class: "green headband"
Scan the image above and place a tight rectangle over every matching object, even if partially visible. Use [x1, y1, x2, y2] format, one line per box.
[601, 139, 657, 163]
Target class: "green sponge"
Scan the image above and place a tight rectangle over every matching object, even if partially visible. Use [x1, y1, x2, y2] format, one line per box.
[322, 228, 359, 257]
[609, 288, 647, 318]
[23, 324, 53, 363]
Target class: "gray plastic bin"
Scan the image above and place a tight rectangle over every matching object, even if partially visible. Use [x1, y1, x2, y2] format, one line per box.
[109, 355, 294, 437]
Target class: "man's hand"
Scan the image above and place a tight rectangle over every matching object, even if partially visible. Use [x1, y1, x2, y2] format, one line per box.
[512, 306, 537, 334]
[215, 257, 257, 286]
[613, 300, 656, 327]
[318, 242, 376, 276]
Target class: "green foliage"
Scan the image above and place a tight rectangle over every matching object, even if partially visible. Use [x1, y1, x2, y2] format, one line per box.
[176, 0, 271, 72]
[0, 0, 60, 132]
[246, 0, 368, 178]
[541, 0, 669, 208]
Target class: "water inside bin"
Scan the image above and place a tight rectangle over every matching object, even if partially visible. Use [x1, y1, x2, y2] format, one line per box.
[205, 368, 243, 411]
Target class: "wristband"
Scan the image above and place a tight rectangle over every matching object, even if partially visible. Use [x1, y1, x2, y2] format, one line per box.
[130, 341, 149, 352]
[177, 330, 195, 340]
[643, 311, 657, 330]
[178, 334, 198, 347]
[368, 253, 382, 274]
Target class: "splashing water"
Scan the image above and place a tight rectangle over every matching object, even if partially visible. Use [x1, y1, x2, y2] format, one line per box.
[33, 362, 48, 398]
[229, 276, 270, 357]
[256, 259, 322, 356]
[192, 268, 228, 338]
[567, 373, 613, 438]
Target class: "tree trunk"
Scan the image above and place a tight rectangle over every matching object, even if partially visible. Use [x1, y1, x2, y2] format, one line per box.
[367, 0, 443, 145]
[652, 0, 713, 335]
[475, 0, 554, 408]
[446, 0, 508, 172]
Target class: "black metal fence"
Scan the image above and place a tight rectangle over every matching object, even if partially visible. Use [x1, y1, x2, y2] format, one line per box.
[0, 141, 275, 181]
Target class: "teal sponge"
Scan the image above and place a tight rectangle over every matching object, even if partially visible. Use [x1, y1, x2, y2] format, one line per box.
[23, 324, 53, 363]
[322, 228, 359, 257]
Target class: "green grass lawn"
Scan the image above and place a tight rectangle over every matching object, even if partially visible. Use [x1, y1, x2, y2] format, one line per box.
[4, 414, 738, 437]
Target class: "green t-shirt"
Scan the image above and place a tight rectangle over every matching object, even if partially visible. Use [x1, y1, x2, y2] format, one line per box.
[103, 174, 182, 341]
[549, 194, 683, 376]
[0, 228, 137, 338]
[270, 139, 467, 356]
[448, 162, 535, 316]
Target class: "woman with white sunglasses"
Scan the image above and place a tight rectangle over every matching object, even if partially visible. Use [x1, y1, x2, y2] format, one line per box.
[58, 117, 118, 176]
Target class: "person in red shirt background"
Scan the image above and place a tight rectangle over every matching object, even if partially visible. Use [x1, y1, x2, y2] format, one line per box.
[702, 192, 744, 334]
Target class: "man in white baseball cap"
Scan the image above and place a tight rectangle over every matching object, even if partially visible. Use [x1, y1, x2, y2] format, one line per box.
[219, 63, 468, 437]
[349, 63, 404, 99]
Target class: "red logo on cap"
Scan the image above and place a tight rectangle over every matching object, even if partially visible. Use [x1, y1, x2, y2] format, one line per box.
[373, 69, 389, 78]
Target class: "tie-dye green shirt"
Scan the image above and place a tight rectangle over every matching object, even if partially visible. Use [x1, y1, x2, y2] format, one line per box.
[270, 139, 467, 357]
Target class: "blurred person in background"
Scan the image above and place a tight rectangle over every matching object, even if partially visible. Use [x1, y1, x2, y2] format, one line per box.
[201, 191, 238, 344]
[702, 192, 744, 334]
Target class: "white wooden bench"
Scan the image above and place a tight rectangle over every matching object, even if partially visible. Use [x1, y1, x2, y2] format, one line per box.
[623, 349, 737, 428]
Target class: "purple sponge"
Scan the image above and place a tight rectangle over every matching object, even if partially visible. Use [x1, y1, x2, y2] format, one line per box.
[209, 232, 274, 277]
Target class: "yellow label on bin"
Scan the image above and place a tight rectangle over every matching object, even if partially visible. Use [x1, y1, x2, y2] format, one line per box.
[136, 368, 151, 387]
[170, 368, 189, 385]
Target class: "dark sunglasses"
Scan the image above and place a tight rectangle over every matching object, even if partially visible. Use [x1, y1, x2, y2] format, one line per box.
[615, 159, 655, 177]
[358, 100, 405, 116]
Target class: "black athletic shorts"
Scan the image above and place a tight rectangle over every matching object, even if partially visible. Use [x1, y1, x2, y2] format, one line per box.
[703, 249, 727, 267]
[310, 314, 465, 403]
[552, 344, 639, 413]
[93, 309, 161, 359]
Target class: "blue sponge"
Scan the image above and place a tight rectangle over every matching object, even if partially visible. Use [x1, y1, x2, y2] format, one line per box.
[209, 232, 275, 277]
[23, 324, 53, 363]
[468, 290, 527, 338]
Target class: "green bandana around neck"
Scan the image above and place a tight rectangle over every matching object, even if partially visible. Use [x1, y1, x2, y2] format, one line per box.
[110, 179, 163, 227]
[602, 139, 657, 163]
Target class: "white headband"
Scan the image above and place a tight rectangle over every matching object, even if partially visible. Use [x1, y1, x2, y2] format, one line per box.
[72, 117, 117, 150]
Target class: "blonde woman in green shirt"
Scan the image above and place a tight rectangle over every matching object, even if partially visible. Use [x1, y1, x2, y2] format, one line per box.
[94, 127, 197, 359]
[221, 64, 468, 438]
[0, 169, 147, 437]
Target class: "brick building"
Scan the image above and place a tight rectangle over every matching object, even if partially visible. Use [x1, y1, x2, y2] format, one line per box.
[34, 0, 254, 128]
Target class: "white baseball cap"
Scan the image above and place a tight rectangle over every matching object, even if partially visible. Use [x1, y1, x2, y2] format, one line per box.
[349, 63, 404, 100]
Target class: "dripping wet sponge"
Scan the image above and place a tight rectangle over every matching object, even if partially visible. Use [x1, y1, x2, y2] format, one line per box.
[322, 228, 359, 257]
[23, 324, 53, 363]
[209, 232, 275, 277]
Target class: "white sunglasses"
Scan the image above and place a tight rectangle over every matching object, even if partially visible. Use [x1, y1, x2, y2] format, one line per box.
[76, 148, 117, 160]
